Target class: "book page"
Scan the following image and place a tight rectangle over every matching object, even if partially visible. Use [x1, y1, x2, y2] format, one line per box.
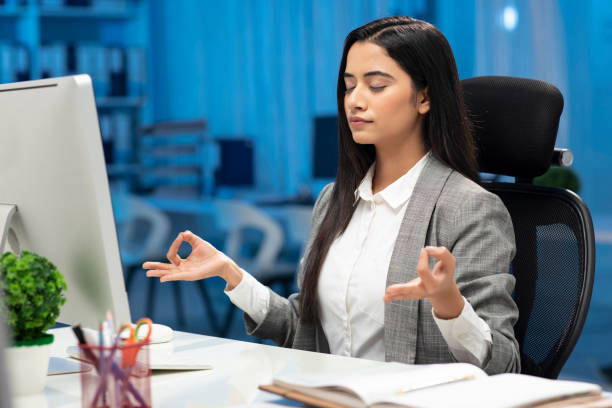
[377, 373, 602, 408]
[274, 362, 487, 406]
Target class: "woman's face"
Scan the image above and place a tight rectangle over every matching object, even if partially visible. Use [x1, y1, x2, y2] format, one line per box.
[343, 41, 429, 147]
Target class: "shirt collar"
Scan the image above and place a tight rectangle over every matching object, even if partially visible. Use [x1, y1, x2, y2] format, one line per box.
[353, 152, 431, 210]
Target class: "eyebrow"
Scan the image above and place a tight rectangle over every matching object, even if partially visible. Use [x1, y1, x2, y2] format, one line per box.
[343, 71, 395, 79]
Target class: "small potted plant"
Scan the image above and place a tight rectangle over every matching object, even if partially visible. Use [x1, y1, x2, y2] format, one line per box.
[0, 250, 67, 396]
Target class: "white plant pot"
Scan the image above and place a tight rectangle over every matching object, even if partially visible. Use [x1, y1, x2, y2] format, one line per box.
[5, 334, 53, 396]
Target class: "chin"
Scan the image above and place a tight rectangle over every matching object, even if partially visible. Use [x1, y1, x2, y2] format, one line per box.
[352, 132, 377, 145]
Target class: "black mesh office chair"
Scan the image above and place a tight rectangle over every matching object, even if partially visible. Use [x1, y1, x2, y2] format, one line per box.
[462, 76, 595, 379]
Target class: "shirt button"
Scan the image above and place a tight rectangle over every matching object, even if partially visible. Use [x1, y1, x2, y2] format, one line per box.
[458, 333, 469, 341]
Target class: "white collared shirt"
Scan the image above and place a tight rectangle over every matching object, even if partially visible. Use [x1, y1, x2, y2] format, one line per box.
[226, 152, 492, 366]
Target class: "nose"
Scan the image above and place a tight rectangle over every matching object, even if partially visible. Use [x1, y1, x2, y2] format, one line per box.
[345, 85, 367, 112]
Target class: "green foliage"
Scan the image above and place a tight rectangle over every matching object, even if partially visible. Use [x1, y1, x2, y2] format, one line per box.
[0, 251, 67, 342]
[534, 167, 581, 194]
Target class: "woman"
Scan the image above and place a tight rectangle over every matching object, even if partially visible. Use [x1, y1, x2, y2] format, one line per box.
[144, 16, 520, 374]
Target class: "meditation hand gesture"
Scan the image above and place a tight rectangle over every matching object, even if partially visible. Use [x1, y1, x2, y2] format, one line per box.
[143, 231, 243, 289]
[383, 246, 465, 319]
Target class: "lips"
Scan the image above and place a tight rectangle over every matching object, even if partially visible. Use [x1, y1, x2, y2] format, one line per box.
[350, 116, 373, 124]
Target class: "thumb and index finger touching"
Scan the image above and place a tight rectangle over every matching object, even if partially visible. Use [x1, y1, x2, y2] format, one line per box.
[415, 247, 435, 286]
[166, 230, 204, 265]
[389, 246, 452, 289]
[180, 230, 204, 247]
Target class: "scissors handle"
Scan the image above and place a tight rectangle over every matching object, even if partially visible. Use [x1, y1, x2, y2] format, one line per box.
[134, 318, 153, 343]
[118, 318, 153, 368]
[118, 324, 135, 342]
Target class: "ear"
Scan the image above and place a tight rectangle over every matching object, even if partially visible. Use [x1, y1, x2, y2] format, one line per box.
[417, 87, 430, 115]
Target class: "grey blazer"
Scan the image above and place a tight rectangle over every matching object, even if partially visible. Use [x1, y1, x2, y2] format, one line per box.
[244, 156, 520, 374]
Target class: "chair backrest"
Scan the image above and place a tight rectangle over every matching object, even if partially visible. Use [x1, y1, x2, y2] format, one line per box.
[112, 193, 172, 266]
[462, 76, 595, 379]
[212, 199, 284, 278]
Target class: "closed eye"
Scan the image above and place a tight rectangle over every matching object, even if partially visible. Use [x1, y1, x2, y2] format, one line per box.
[344, 85, 386, 94]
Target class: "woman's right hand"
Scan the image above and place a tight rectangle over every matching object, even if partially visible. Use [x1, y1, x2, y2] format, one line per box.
[143, 230, 243, 290]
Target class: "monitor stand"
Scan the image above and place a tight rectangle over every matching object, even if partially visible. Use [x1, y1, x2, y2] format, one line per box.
[0, 204, 17, 254]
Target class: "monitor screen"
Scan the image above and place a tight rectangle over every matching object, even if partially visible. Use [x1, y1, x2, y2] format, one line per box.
[214, 139, 255, 187]
[0, 75, 131, 329]
[312, 115, 338, 179]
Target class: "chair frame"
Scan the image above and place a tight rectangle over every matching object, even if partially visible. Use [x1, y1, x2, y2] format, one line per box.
[483, 180, 595, 378]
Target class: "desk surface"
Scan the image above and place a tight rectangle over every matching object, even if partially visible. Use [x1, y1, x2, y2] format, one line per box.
[13, 327, 382, 408]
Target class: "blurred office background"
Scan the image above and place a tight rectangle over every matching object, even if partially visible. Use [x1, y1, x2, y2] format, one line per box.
[1, 0, 611, 388]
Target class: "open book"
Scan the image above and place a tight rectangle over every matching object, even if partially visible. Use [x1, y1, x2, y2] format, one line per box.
[259, 362, 608, 408]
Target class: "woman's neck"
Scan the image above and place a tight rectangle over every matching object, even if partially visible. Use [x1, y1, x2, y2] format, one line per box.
[372, 139, 427, 195]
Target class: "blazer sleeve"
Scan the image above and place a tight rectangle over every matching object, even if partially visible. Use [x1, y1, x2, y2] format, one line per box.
[449, 188, 521, 374]
[242, 183, 334, 346]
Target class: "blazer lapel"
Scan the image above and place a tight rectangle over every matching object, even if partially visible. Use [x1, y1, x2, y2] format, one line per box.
[384, 156, 452, 363]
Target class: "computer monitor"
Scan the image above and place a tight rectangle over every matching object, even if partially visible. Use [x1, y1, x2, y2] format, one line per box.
[214, 139, 255, 188]
[0, 75, 131, 329]
[0, 293, 11, 408]
[312, 115, 339, 179]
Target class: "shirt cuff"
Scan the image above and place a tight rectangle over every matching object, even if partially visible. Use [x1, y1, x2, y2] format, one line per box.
[224, 268, 270, 324]
[432, 297, 492, 367]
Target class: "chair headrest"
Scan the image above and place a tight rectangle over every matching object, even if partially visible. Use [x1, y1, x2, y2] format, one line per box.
[461, 76, 564, 179]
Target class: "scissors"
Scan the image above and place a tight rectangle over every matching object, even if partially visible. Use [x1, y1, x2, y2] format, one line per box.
[118, 317, 153, 369]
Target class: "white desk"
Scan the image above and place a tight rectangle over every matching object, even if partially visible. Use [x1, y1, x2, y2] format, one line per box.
[13, 327, 382, 408]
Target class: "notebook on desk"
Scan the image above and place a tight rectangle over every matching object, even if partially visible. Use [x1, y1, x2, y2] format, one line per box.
[259, 362, 610, 408]
[65, 345, 212, 371]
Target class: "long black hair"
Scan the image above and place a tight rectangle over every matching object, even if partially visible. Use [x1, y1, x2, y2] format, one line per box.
[300, 16, 479, 324]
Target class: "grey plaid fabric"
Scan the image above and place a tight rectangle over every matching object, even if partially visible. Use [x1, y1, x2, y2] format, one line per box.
[244, 156, 520, 374]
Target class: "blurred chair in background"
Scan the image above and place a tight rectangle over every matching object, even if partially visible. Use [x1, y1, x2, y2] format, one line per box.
[112, 193, 177, 324]
[212, 199, 284, 277]
[198, 199, 284, 337]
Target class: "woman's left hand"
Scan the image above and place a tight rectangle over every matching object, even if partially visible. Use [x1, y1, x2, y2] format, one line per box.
[383, 246, 465, 319]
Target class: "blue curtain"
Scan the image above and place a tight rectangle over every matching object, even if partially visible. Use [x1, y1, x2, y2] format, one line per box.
[472, 0, 569, 148]
[439, 0, 612, 215]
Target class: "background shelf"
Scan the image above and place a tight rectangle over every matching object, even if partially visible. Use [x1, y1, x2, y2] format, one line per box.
[39, 6, 135, 19]
[0, 0, 153, 192]
[97, 96, 146, 109]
